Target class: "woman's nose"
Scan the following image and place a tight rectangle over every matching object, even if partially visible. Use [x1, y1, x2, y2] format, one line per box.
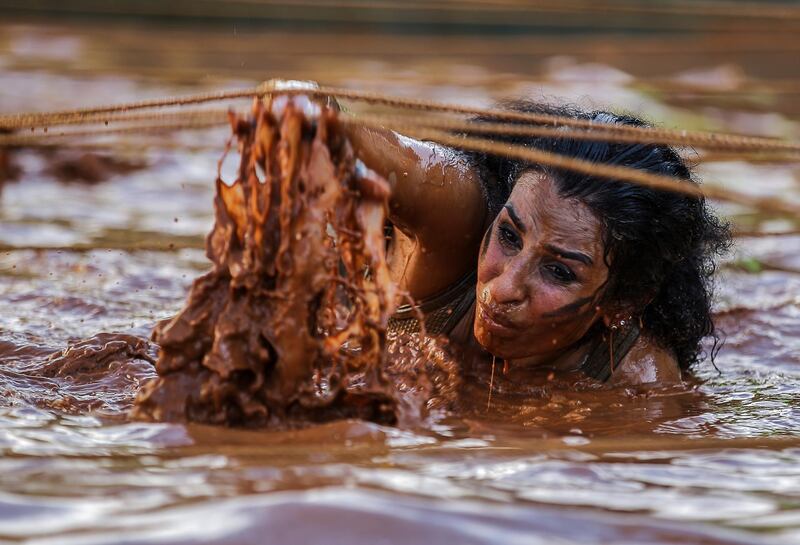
[485, 260, 527, 306]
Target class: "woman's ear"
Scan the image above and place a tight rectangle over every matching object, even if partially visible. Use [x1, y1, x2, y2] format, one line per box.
[601, 306, 635, 329]
[601, 287, 655, 329]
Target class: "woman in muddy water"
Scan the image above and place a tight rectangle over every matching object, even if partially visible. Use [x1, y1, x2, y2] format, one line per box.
[278, 87, 731, 390]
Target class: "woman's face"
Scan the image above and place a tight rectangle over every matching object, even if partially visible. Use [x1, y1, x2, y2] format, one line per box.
[474, 170, 609, 361]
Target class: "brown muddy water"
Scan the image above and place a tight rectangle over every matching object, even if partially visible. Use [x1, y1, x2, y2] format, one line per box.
[1, 17, 800, 545]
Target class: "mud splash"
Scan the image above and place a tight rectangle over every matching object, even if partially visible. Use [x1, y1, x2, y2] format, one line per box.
[132, 98, 410, 427]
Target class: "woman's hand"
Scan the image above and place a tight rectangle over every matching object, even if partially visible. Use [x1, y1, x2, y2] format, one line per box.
[263, 79, 340, 120]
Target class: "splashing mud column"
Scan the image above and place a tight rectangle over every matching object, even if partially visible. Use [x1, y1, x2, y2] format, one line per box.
[132, 97, 402, 427]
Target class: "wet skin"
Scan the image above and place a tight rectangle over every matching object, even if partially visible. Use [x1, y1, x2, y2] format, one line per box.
[337, 96, 681, 384]
[474, 170, 610, 365]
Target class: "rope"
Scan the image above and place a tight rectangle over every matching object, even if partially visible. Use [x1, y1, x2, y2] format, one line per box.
[343, 119, 800, 217]
[350, 113, 800, 154]
[0, 141, 221, 153]
[6, 108, 799, 160]
[5, 111, 798, 166]
[17, 109, 233, 132]
[0, 88, 257, 129]
[0, 120, 228, 146]
[318, 87, 800, 153]
[2, 84, 798, 215]
[7, 112, 799, 170]
[2, 83, 798, 154]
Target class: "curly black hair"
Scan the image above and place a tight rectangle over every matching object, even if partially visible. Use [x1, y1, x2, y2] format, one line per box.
[467, 100, 731, 369]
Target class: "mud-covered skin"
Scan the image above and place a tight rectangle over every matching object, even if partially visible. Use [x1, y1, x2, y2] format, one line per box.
[474, 172, 608, 363]
[132, 98, 454, 427]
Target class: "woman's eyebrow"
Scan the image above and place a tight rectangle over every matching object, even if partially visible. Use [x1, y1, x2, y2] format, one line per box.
[503, 203, 526, 233]
[545, 244, 593, 265]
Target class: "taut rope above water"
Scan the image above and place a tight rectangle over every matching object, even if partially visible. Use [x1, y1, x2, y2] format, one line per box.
[1, 81, 798, 216]
[2, 82, 798, 154]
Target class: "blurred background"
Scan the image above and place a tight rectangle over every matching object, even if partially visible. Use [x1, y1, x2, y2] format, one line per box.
[2, 0, 799, 130]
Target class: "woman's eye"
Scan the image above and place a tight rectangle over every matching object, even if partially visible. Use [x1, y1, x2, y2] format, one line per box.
[546, 263, 576, 283]
[497, 223, 520, 250]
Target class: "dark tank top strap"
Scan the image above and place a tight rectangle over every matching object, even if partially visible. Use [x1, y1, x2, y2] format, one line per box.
[388, 271, 477, 338]
[579, 323, 641, 382]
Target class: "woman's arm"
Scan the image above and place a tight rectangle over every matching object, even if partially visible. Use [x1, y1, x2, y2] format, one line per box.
[345, 122, 488, 299]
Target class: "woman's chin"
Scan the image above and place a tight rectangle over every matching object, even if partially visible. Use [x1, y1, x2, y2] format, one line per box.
[474, 321, 564, 362]
[474, 323, 527, 360]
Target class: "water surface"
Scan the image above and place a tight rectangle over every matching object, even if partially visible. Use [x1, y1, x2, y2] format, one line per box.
[1, 17, 799, 545]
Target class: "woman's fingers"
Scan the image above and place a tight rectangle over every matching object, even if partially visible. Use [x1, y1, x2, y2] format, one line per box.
[265, 79, 340, 118]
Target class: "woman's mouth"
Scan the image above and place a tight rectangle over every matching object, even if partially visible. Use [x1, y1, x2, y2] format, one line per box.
[477, 304, 519, 336]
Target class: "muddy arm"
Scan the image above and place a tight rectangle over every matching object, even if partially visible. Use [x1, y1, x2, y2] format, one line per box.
[345, 122, 488, 296]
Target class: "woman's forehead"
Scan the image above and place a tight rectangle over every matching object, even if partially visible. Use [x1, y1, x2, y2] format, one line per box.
[509, 171, 600, 231]
[511, 170, 560, 204]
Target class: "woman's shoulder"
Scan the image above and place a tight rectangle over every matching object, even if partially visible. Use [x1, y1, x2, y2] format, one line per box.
[608, 334, 682, 386]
